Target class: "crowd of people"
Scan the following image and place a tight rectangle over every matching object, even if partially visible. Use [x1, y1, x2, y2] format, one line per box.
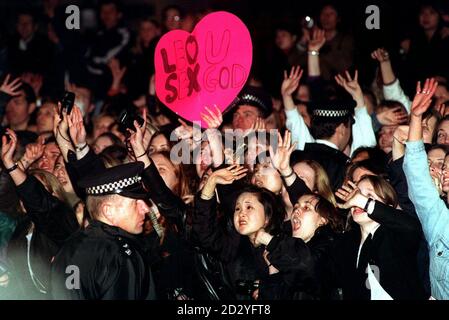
[0, 0, 449, 300]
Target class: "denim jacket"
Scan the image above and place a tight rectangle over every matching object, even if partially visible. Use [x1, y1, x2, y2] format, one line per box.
[403, 140, 449, 300]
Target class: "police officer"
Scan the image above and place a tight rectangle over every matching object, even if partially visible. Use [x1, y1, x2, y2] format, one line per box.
[295, 99, 355, 191]
[50, 162, 156, 299]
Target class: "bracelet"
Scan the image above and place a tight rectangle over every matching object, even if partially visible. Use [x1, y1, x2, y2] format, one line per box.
[136, 151, 147, 159]
[57, 127, 71, 143]
[308, 50, 319, 56]
[364, 198, 375, 214]
[281, 169, 295, 179]
[5, 163, 18, 173]
[75, 143, 88, 152]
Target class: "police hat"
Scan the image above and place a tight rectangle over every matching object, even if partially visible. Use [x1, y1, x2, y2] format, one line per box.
[230, 86, 273, 118]
[78, 162, 148, 199]
[311, 99, 356, 123]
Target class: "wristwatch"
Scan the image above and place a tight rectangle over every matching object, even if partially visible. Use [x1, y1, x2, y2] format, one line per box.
[364, 198, 375, 214]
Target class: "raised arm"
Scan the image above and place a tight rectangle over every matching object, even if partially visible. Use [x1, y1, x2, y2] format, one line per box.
[281, 66, 314, 150]
[201, 105, 225, 168]
[403, 78, 449, 245]
[192, 166, 248, 261]
[335, 70, 376, 153]
[307, 29, 326, 77]
[371, 48, 412, 113]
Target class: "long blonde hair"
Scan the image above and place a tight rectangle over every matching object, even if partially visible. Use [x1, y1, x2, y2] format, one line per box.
[299, 160, 337, 206]
[29, 169, 71, 206]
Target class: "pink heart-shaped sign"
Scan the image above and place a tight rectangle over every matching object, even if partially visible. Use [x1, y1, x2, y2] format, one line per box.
[155, 11, 253, 128]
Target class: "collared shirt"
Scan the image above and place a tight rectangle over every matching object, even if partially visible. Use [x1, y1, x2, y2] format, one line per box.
[356, 225, 393, 300]
[403, 140, 449, 300]
[315, 139, 339, 151]
[285, 105, 376, 156]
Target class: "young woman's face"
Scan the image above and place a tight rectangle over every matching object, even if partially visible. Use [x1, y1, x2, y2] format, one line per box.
[195, 141, 212, 178]
[293, 162, 315, 191]
[149, 134, 170, 154]
[351, 179, 382, 225]
[150, 153, 178, 192]
[93, 136, 114, 154]
[139, 21, 159, 44]
[53, 155, 74, 193]
[378, 125, 397, 153]
[291, 194, 326, 242]
[428, 148, 445, 172]
[234, 192, 267, 236]
[436, 120, 449, 145]
[419, 7, 439, 31]
[275, 30, 296, 51]
[251, 161, 282, 194]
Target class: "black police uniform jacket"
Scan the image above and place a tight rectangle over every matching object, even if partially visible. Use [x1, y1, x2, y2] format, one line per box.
[50, 220, 155, 300]
[300, 142, 350, 191]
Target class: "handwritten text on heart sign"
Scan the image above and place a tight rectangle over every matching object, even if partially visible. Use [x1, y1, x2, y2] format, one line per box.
[155, 11, 252, 126]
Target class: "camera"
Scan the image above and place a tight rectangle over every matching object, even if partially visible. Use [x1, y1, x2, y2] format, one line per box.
[118, 109, 145, 135]
[302, 15, 314, 29]
[60, 91, 75, 117]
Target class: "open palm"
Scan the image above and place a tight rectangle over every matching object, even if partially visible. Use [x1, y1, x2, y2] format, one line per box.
[411, 78, 438, 117]
[281, 66, 303, 97]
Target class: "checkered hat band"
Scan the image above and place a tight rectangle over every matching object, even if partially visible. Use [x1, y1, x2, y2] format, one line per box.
[240, 94, 267, 110]
[86, 176, 142, 195]
[313, 109, 350, 117]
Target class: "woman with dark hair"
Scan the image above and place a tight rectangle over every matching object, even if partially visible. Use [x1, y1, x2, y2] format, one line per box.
[335, 175, 427, 300]
[402, 3, 449, 88]
[193, 166, 285, 300]
[254, 193, 343, 300]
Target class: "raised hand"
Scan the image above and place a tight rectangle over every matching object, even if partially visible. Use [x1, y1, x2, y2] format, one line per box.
[335, 70, 363, 105]
[128, 108, 148, 159]
[336, 187, 368, 210]
[411, 78, 438, 117]
[0, 74, 22, 96]
[371, 48, 390, 63]
[174, 118, 194, 140]
[335, 181, 359, 203]
[1, 129, 18, 168]
[250, 117, 266, 132]
[200, 105, 223, 129]
[108, 58, 127, 83]
[53, 103, 70, 140]
[308, 28, 326, 51]
[67, 105, 87, 147]
[269, 130, 296, 175]
[376, 106, 409, 126]
[281, 66, 303, 97]
[21, 135, 45, 169]
[209, 165, 248, 185]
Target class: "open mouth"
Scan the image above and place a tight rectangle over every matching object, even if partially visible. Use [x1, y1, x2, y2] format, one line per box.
[239, 219, 248, 227]
[291, 215, 301, 231]
[352, 207, 365, 216]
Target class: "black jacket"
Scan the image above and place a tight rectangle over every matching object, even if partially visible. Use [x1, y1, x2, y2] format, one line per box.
[50, 220, 155, 300]
[300, 143, 349, 191]
[6, 175, 78, 299]
[192, 194, 269, 300]
[258, 225, 338, 300]
[335, 201, 427, 300]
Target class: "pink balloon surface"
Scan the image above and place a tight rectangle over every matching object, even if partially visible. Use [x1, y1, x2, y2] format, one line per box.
[155, 11, 253, 128]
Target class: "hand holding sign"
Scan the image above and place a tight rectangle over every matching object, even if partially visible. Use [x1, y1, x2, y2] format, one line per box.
[155, 11, 252, 128]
